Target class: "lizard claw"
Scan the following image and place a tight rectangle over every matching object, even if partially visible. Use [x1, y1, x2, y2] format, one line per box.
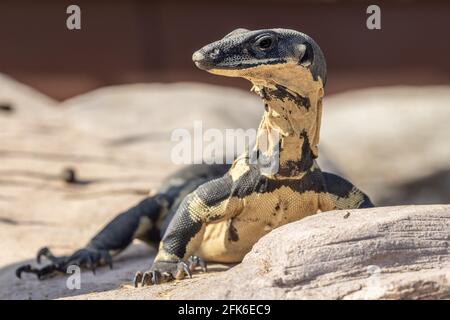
[142, 271, 162, 286]
[36, 247, 51, 264]
[134, 270, 164, 287]
[141, 271, 152, 286]
[101, 251, 113, 270]
[134, 260, 194, 287]
[176, 261, 192, 280]
[187, 255, 207, 273]
[15, 263, 59, 280]
[133, 271, 143, 288]
[15, 264, 32, 279]
[16, 246, 113, 280]
[36, 247, 68, 266]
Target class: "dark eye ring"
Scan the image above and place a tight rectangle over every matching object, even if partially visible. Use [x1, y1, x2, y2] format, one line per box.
[255, 36, 274, 50]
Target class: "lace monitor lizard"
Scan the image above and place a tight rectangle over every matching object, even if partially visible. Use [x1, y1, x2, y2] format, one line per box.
[16, 28, 373, 286]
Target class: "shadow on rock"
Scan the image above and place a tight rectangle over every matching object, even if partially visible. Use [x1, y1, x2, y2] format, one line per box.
[0, 244, 155, 300]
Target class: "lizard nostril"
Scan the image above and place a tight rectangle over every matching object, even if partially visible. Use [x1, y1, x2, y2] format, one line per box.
[210, 48, 221, 59]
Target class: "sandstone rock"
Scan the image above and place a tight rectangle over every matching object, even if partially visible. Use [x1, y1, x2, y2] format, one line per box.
[169, 205, 449, 300]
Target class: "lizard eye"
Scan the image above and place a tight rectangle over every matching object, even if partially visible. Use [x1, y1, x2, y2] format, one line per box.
[254, 35, 275, 51]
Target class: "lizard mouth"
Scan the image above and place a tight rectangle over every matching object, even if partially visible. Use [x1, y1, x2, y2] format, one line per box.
[192, 48, 252, 72]
[192, 47, 291, 78]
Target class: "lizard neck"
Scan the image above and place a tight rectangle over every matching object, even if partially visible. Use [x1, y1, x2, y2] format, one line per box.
[248, 64, 325, 178]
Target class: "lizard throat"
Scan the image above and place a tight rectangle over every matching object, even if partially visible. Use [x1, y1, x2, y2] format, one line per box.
[247, 64, 325, 178]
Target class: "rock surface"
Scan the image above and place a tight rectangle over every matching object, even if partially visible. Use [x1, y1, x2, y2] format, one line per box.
[0, 74, 449, 299]
[68, 205, 450, 300]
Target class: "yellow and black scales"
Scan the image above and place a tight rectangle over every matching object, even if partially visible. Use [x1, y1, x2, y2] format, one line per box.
[16, 28, 373, 285]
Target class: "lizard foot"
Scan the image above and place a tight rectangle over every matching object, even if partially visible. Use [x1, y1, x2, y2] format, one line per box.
[16, 263, 63, 280]
[15, 247, 112, 280]
[134, 260, 192, 287]
[187, 255, 207, 273]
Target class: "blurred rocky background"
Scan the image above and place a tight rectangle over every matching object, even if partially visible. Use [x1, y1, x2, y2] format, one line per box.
[0, 0, 449, 99]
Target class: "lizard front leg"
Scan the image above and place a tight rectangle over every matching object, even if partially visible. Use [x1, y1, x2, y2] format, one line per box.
[319, 172, 374, 210]
[16, 195, 168, 280]
[134, 174, 238, 286]
[16, 164, 230, 280]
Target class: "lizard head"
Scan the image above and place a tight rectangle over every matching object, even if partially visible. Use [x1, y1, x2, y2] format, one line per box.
[193, 28, 327, 162]
[192, 28, 326, 88]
